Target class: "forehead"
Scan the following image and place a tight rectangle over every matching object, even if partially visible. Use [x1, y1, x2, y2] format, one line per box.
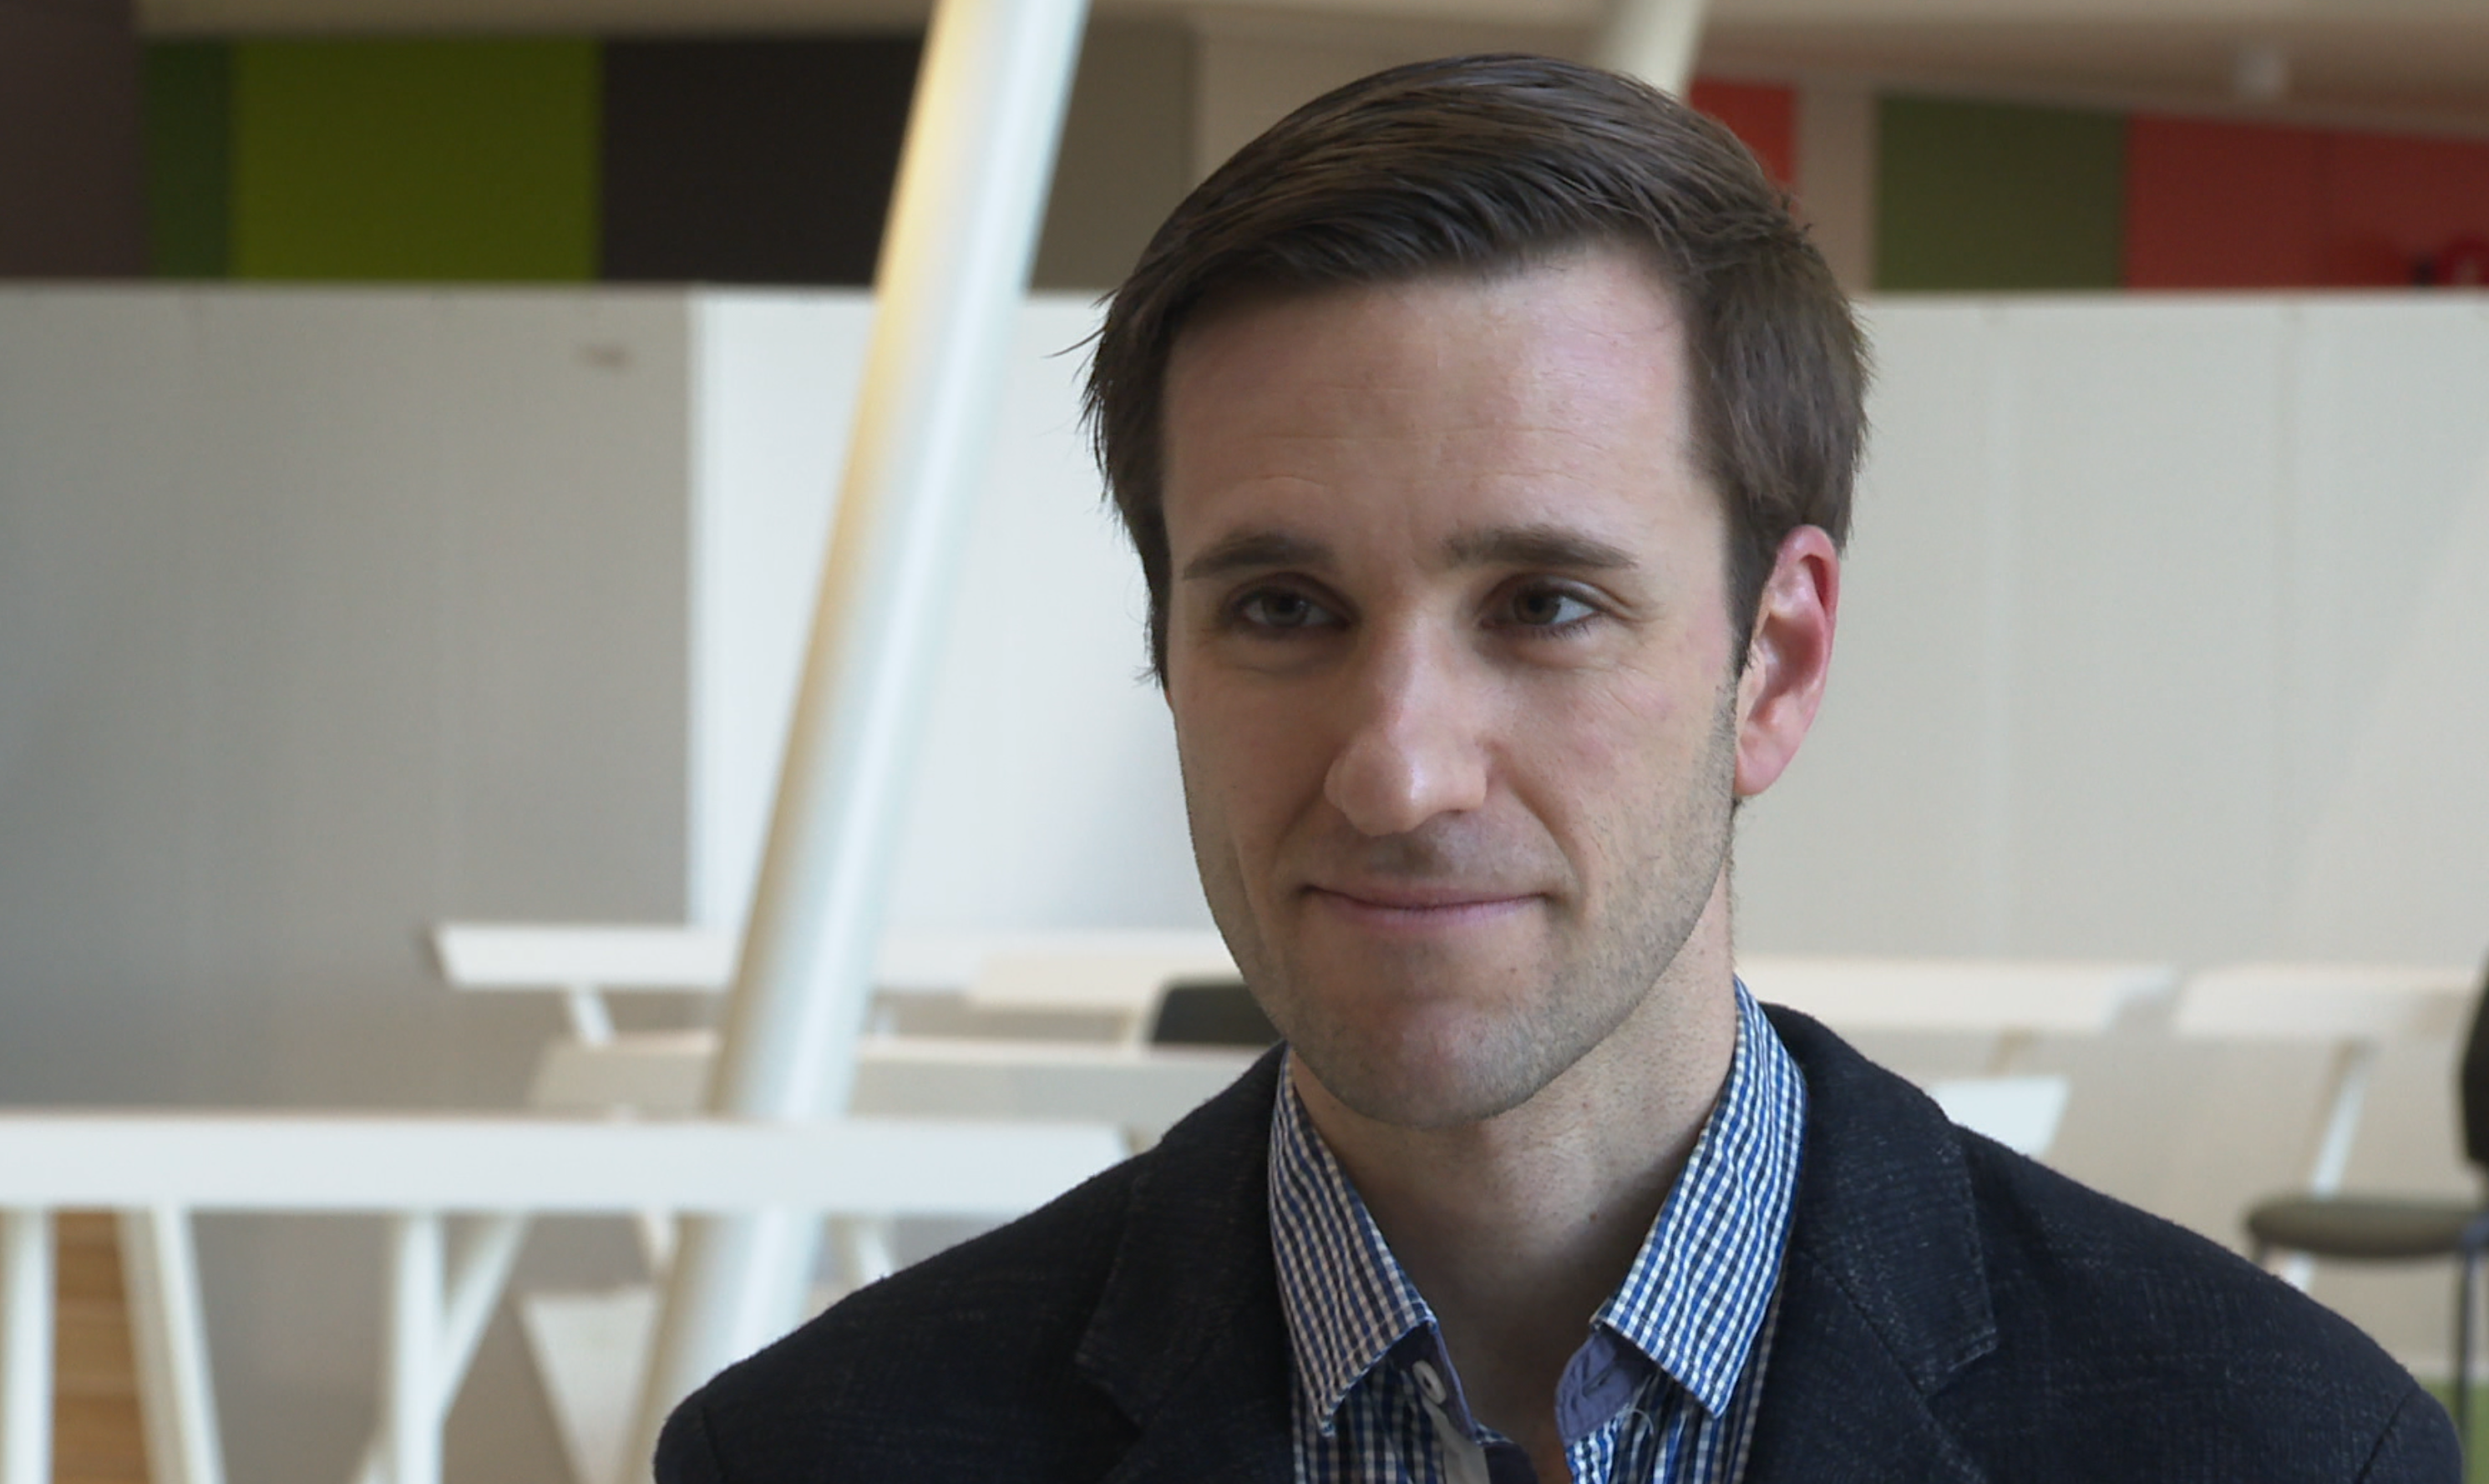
[1158, 246, 1714, 554]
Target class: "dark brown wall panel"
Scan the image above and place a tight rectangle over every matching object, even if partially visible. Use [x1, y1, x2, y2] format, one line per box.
[1032, 19, 1194, 291]
[0, 0, 147, 276]
[601, 35, 922, 286]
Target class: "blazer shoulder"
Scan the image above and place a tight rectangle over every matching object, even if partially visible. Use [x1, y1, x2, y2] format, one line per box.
[1949, 1109, 2460, 1477]
[1762, 1005, 2460, 1481]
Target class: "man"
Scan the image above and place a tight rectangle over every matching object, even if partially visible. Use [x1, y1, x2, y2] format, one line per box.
[658, 54, 2459, 1481]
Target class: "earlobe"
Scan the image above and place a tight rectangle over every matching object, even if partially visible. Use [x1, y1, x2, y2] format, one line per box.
[1732, 526, 1841, 798]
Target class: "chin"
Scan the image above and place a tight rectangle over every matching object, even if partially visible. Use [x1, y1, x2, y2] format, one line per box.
[1286, 1004, 1569, 1131]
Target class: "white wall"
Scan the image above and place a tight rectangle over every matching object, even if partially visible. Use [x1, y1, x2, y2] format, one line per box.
[0, 286, 697, 1482]
[1738, 296, 2489, 969]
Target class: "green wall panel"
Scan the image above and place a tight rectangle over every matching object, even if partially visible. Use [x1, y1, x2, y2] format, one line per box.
[231, 38, 597, 281]
[143, 42, 232, 277]
[1876, 95, 2127, 292]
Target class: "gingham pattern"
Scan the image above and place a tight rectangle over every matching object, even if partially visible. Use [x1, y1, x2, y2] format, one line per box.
[1270, 983, 1806, 1484]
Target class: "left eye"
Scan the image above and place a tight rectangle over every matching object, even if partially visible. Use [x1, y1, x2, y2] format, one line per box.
[1505, 586, 1597, 628]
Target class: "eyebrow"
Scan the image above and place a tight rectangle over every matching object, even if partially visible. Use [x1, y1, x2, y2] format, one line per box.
[1179, 529, 1331, 582]
[1179, 522, 1640, 583]
[1442, 523, 1638, 573]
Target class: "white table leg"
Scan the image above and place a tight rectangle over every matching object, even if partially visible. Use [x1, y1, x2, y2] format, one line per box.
[1, 1208, 53, 1484]
[385, 1212, 444, 1484]
[348, 1213, 528, 1484]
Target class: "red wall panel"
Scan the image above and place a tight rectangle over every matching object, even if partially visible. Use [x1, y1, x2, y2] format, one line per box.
[2127, 111, 2489, 289]
[2125, 116, 2324, 289]
[1689, 78, 1795, 186]
[2320, 129, 2489, 286]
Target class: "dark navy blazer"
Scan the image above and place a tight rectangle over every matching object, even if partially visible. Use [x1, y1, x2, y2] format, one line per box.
[656, 1008, 2461, 1481]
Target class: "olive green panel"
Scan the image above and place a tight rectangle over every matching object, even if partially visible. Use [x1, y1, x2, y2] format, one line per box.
[1876, 95, 2127, 292]
[231, 38, 597, 281]
[143, 42, 231, 277]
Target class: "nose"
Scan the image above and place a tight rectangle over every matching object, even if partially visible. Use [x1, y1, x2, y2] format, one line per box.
[1322, 628, 1491, 838]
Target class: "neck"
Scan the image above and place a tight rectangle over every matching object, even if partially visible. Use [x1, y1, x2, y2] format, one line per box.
[1290, 884, 1742, 1469]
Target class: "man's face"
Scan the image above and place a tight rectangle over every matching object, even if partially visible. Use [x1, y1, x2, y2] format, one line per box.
[1159, 246, 1760, 1131]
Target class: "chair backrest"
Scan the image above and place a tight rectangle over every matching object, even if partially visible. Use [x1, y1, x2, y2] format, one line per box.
[1148, 978, 1277, 1048]
[2459, 953, 2489, 1169]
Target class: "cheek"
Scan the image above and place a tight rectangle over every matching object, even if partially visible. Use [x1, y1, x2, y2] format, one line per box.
[1168, 675, 1315, 845]
[1504, 666, 1689, 783]
[1495, 659, 1729, 886]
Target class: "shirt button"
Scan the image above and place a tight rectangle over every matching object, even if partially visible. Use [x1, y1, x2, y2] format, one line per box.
[1411, 1359, 1449, 1405]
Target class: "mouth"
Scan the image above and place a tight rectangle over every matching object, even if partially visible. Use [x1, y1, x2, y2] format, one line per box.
[1301, 883, 1541, 931]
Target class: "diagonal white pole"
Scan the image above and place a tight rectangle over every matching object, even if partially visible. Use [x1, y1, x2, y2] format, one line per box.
[1596, 0, 1709, 94]
[627, 0, 1092, 1462]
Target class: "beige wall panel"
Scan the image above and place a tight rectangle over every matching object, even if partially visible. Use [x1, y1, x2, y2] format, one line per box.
[1995, 299, 2289, 963]
[1193, 18, 1584, 180]
[1792, 78, 1876, 295]
[1738, 303, 2003, 956]
[2277, 301, 2489, 965]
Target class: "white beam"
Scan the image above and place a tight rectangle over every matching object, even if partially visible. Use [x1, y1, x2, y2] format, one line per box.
[631, 0, 1092, 1448]
[1597, 0, 1707, 94]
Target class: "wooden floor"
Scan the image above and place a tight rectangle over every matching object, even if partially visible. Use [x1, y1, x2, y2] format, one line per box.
[52, 1213, 148, 1484]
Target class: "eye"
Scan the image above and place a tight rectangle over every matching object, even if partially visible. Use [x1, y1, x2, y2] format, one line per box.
[1232, 587, 1341, 633]
[1501, 583, 1599, 631]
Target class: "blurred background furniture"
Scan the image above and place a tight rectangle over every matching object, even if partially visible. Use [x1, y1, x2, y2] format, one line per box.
[2210, 956, 2489, 1440]
[2175, 961, 2481, 1282]
[0, 1115, 1121, 1484]
[434, 923, 1255, 1484]
[1737, 955, 2176, 1158]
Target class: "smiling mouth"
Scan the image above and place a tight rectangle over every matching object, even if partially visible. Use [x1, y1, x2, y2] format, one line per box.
[1303, 884, 1540, 929]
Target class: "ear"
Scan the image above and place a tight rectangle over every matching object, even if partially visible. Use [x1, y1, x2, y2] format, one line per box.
[1732, 525, 1840, 798]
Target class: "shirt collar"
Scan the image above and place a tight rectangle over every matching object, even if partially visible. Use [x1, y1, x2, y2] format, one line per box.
[1267, 1055, 1433, 1431]
[1265, 980, 1807, 1432]
[1594, 981, 1807, 1414]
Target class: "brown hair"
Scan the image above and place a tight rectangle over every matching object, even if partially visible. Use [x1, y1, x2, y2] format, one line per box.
[1084, 52, 1867, 678]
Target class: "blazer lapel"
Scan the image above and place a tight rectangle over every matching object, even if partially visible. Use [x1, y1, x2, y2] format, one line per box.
[1077, 1049, 1295, 1484]
[1743, 1250, 1991, 1484]
[1747, 1008, 2003, 1484]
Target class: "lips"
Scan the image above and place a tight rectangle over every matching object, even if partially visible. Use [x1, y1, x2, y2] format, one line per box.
[1307, 881, 1533, 910]
[1300, 882, 1544, 934]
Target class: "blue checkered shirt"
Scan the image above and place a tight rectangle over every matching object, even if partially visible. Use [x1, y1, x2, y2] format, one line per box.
[1268, 983, 1806, 1484]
